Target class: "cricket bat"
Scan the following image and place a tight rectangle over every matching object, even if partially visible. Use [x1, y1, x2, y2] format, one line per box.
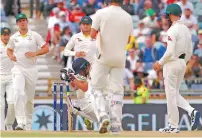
[65, 84, 73, 132]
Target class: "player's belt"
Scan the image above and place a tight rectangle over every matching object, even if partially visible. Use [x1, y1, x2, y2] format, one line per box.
[179, 53, 185, 59]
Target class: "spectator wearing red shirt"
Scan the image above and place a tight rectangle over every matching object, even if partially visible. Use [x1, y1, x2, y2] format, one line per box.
[69, 5, 86, 23]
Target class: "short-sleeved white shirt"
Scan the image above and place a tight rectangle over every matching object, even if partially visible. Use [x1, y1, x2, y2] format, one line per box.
[7, 30, 46, 68]
[180, 14, 198, 26]
[0, 40, 14, 74]
[92, 5, 133, 68]
[64, 32, 97, 64]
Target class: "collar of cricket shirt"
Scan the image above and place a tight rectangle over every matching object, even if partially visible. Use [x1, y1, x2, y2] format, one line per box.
[16, 30, 32, 37]
[172, 20, 184, 25]
[81, 32, 90, 38]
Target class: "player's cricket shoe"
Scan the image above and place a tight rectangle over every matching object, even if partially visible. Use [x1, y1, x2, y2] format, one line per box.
[6, 125, 13, 130]
[110, 126, 121, 135]
[159, 126, 179, 133]
[84, 118, 93, 130]
[15, 124, 25, 130]
[191, 109, 201, 130]
[99, 115, 110, 134]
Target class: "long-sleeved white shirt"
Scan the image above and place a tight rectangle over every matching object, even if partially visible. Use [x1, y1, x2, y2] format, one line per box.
[0, 40, 14, 74]
[158, 20, 193, 65]
[63, 32, 96, 64]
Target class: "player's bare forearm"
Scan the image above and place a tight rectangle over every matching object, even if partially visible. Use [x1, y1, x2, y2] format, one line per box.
[72, 79, 88, 92]
[36, 44, 49, 56]
[90, 28, 97, 39]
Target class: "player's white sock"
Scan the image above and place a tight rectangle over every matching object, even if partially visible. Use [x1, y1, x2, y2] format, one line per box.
[5, 104, 15, 127]
[0, 109, 5, 130]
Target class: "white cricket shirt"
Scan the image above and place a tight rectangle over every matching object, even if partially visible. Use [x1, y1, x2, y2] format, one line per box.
[64, 32, 96, 64]
[159, 20, 193, 65]
[0, 40, 14, 74]
[92, 5, 133, 68]
[7, 30, 46, 68]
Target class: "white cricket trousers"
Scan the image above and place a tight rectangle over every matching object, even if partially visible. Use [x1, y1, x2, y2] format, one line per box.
[163, 59, 194, 128]
[90, 60, 124, 127]
[12, 66, 38, 130]
[0, 74, 15, 130]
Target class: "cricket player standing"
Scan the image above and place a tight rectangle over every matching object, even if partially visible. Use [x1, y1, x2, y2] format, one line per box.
[0, 27, 15, 130]
[153, 4, 201, 133]
[90, 0, 133, 134]
[64, 16, 96, 65]
[7, 13, 49, 130]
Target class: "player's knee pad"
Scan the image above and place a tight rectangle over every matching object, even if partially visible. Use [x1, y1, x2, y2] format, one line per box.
[92, 89, 108, 119]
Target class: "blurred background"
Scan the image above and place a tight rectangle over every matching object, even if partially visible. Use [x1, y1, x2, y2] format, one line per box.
[1, 0, 202, 131]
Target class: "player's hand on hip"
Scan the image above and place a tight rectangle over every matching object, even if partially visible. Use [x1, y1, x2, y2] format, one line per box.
[75, 51, 86, 58]
[153, 62, 161, 72]
[25, 52, 37, 58]
[10, 55, 17, 62]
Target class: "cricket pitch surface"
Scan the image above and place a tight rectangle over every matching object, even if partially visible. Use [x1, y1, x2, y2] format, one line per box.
[1, 131, 202, 138]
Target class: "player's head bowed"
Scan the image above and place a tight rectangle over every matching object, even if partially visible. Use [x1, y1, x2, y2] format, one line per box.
[72, 58, 91, 77]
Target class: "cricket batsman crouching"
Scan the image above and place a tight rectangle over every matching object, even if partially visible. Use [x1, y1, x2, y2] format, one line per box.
[60, 58, 98, 130]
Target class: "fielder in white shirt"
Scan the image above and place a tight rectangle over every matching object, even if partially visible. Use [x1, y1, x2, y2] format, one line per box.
[63, 16, 96, 65]
[0, 27, 15, 130]
[7, 13, 49, 130]
[90, 0, 133, 134]
[153, 4, 200, 133]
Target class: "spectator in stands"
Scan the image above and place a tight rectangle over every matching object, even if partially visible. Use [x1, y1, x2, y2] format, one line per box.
[194, 0, 202, 18]
[194, 30, 202, 51]
[152, 69, 164, 89]
[36, 0, 48, 19]
[138, 0, 159, 16]
[1, 4, 7, 23]
[58, 11, 69, 30]
[68, 0, 80, 10]
[52, 23, 61, 60]
[4, 0, 14, 16]
[122, 0, 135, 15]
[137, 0, 153, 19]
[70, 5, 86, 23]
[194, 40, 202, 58]
[158, 0, 166, 16]
[48, 7, 60, 29]
[133, 77, 150, 104]
[133, 20, 151, 44]
[59, 26, 73, 67]
[58, 11, 76, 34]
[180, 5, 198, 35]
[151, 17, 163, 44]
[142, 8, 158, 29]
[139, 36, 156, 72]
[124, 60, 135, 91]
[127, 49, 139, 71]
[83, 0, 100, 16]
[133, 66, 149, 78]
[44, 0, 57, 17]
[176, 0, 194, 14]
[185, 55, 202, 79]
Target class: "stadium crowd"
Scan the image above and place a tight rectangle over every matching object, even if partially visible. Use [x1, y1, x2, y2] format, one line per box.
[1, 0, 202, 92]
